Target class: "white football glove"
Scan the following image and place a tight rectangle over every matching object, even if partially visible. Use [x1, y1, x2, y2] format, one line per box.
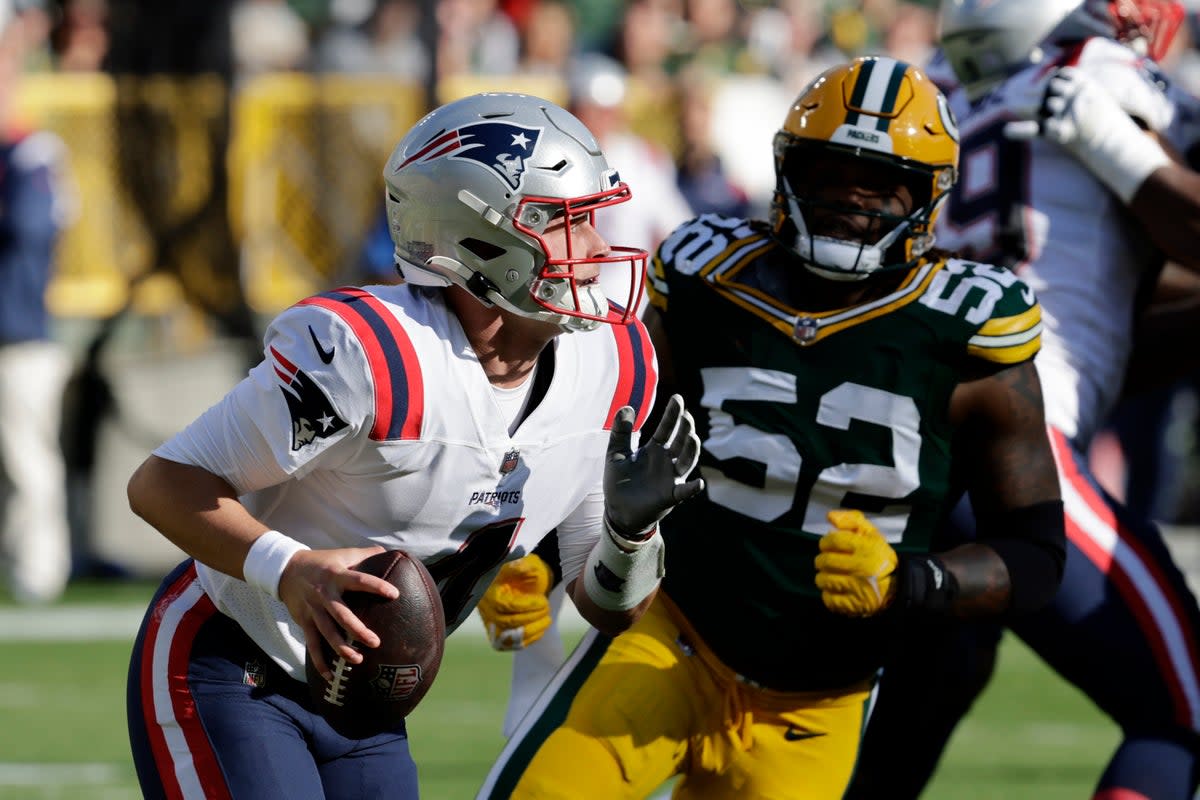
[1004, 65, 1170, 205]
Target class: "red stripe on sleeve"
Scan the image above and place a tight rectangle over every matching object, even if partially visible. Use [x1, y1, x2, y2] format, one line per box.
[270, 346, 297, 376]
[340, 288, 425, 440]
[300, 296, 395, 440]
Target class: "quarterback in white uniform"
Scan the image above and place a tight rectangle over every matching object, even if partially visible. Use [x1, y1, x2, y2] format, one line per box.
[846, 2, 1200, 799]
[158, 279, 661, 677]
[124, 92, 703, 800]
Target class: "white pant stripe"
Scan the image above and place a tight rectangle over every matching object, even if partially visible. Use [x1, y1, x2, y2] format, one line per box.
[1059, 465, 1200, 730]
[149, 578, 210, 799]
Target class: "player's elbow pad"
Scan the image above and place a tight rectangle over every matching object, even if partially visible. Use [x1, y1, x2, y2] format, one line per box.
[980, 500, 1066, 616]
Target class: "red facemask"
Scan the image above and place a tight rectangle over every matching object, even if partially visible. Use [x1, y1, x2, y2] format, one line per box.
[1111, 0, 1185, 61]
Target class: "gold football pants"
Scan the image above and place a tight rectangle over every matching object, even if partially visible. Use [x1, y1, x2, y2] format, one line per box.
[477, 593, 872, 799]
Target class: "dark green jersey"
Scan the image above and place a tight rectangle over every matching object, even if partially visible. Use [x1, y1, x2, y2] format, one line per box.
[649, 214, 1042, 691]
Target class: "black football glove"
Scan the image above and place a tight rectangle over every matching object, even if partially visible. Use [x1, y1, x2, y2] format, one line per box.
[604, 394, 705, 541]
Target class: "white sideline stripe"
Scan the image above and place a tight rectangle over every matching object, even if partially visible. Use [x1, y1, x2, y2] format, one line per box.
[0, 602, 592, 642]
[0, 762, 123, 785]
[0, 605, 145, 640]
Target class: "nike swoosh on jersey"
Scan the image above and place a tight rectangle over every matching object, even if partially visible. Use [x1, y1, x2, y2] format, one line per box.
[308, 325, 335, 364]
[784, 726, 826, 742]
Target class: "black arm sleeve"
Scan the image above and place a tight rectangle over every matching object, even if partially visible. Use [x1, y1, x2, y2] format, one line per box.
[977, 499, 1067, 616]
[532, 528, 563, 589]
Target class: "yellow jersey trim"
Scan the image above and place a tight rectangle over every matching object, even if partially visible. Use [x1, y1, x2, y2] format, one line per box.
[705, 240, 944, 343]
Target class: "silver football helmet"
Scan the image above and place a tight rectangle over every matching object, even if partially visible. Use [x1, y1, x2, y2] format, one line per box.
[383, 92, 647, 332]
[939, 0, 1104, 100]
[940, 0, 1185, 100]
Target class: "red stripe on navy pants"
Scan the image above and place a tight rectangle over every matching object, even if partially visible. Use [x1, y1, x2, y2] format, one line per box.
[1049, 427, 1200, 729]
[138, 565, 231, 800]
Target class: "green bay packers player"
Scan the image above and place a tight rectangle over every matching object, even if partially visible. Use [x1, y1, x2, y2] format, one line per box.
[476, 57, 1067, 800]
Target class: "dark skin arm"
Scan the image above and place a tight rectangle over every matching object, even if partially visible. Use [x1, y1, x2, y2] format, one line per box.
[1128, 131, 1200, 273]
[567, 574, 656, 636]
[650, 302, 1061, 617]
[944, 359, 1062, 615]
[1122, 263, 1200, 396]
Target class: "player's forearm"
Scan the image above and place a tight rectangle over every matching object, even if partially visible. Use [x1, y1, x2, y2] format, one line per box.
[567, 575, 654, 636]
[935, 542, 1012, 616]
[127, 454, 271, 579]
[938, 499, 1067, 617]
[1129, 164, 1200, 272]
[1125, 288, 1200, 395]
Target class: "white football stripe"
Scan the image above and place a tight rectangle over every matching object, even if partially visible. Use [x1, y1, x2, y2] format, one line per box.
[1055, 439, 1200, 730]
[860, 57, 902, 116]
[150, 579, 209, 799]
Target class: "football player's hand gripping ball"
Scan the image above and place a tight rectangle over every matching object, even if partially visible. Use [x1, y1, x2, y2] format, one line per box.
[604, 394, 705, 541]
[814, 510, 898, 617]
[477, 554, 554, 651]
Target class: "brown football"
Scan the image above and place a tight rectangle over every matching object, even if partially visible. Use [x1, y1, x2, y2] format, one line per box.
[304, 549, 445, 738]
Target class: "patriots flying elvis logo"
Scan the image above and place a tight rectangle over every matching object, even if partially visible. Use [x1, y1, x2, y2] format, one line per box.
[397, 122, 543, 190]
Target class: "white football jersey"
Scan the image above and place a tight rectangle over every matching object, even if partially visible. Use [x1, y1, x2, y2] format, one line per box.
[154, 283, 658, 678]
[935, 37, 1182, 446]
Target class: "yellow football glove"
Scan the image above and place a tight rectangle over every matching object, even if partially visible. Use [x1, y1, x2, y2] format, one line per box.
[478, 554, 554, 651]
[814, 509, 899, 617]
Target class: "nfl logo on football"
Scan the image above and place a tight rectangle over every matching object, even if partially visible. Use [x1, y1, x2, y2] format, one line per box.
[371, 664, 422, 700]
[793, 316, 819, 345]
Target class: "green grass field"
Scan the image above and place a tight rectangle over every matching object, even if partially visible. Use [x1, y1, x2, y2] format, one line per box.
[0, 580, 1118, 799]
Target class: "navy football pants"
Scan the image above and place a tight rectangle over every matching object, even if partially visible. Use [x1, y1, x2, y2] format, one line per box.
[127, 560, 419, 800]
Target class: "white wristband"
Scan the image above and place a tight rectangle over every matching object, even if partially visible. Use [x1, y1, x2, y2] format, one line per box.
[583, 521, 665, 611]
[243, 530, 309, 600]
[1074, 127, 1170, 206]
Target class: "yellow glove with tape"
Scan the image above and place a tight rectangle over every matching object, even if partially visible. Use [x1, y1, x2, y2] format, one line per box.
[814, 510, 899, 617]
[478, 554, 554, 651]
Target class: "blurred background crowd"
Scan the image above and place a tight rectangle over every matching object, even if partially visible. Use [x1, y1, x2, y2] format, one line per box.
[1, 0, 1199, 603]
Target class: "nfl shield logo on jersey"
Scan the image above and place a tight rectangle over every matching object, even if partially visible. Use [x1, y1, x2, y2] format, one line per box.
[500, 448, 520, 475]
[793, 316, 819, 345]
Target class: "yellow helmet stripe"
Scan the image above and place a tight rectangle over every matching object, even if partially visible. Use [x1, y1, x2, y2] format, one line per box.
[845, 57, 908, 132]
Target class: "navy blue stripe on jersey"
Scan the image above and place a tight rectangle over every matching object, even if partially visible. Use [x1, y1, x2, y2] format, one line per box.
[605, 305, 655, 430]
[301, 288, 424, 440]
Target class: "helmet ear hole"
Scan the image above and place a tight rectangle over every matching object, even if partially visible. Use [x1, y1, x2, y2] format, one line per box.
[459, 237, 507, 261]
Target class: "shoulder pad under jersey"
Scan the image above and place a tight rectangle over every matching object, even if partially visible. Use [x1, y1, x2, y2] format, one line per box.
[648, 214, 764, 310]
[917, 258, 1042, 366]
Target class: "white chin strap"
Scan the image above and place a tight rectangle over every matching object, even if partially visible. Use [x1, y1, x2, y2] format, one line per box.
[785, 189, 931, 281]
